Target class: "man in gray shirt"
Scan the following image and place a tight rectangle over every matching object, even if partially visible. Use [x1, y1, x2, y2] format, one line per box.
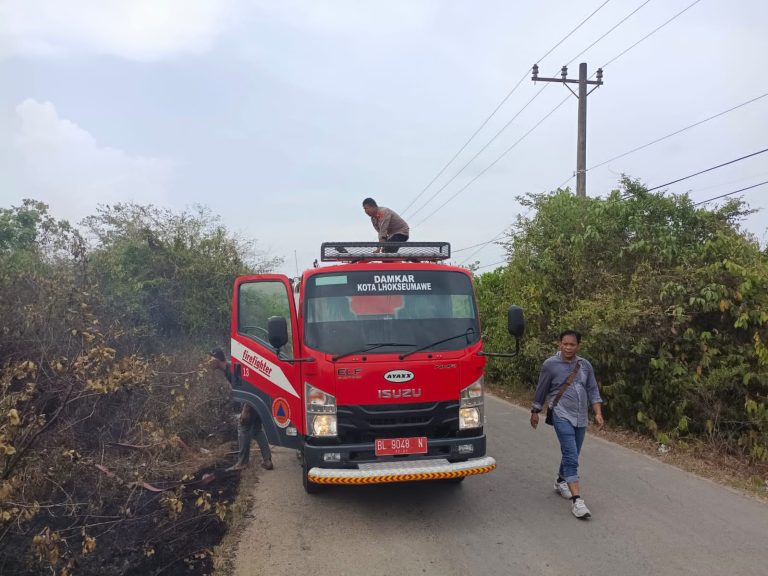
[530, 330, 603, 519]
[362, 198, 409, 253]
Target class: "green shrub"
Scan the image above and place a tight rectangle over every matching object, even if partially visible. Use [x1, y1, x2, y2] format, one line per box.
[478, 178, 768, 461]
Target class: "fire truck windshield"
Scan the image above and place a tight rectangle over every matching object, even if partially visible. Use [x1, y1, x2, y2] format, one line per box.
[305, 270, 479, 355]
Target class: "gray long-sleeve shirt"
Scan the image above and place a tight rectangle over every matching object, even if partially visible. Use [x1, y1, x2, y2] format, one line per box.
[370, 206, 410, 242]
[531, 352, 602, 427]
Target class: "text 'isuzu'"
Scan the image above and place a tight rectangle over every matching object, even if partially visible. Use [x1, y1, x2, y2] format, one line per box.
[228, 242, 524, 493]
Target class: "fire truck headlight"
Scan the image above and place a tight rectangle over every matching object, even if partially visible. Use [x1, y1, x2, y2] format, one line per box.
[459, 378, 484, 429]
[305, 383, 338, 437]
[312, 414, 337, 437]
[306, 384, 336, 414]
[459, 407, 481, 429]
[460, 378, 484, 406]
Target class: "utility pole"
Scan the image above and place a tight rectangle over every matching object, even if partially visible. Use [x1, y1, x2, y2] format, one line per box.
[532, 63, 603, 197]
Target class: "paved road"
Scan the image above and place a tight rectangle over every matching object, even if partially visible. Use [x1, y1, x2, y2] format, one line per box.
[232, 394, 768, 576]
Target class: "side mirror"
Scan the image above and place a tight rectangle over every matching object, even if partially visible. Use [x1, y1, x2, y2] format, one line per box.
[507, 305, 525, 339]
[477, 305, 525, 359]
[267, 316, 288, 350]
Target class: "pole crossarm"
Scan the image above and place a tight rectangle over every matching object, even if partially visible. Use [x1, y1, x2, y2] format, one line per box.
[531, 64, 603, 86]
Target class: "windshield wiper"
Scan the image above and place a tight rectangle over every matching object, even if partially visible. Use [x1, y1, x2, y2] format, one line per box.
[399, 329, 475, 360]
[332, 342, 415, 362]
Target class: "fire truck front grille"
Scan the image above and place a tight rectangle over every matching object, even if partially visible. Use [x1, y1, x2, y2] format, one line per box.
[337, 401, 459, 443]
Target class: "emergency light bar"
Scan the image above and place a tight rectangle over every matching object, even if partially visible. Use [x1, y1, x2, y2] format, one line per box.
[320, 242, 451, 262]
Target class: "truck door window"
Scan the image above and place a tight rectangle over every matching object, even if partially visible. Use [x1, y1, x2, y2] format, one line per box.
[238, 281, 293, 355]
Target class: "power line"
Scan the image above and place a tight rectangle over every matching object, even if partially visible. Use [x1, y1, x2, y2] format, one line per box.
[588, 92, 768, 172]
[680, 171, 768, 194]
[647, 147, 768, 192]
[437, 7, 658, 208]
[415, 94, 572, 227]
[601, 0, 702, 69]
[460, 243, 500, 266]
[408, 84, 551, 220]
[453, 235, 507, 253]
[554, 0, 707, 190]
[460, 203, 542, 265]
[473, 180, 768, 273]
[399, 73, 531, 217]
[531, 63, 605, 198]
[459, 231, 508, 265]
[530, 3, 656, 198]
[693, 180, 768, 206]
[565, 0, 652, 68]
[458, 204, 538, 265]
[535, 0, 615, 71]
[400, 0, 614, 217]
[410, 1, 654, 220]
[475, 259, 508, 271]
[413, 0, 695, 225]
[547, 0, 663, 194]
[471, 181, 768, 272]
[556, 174, 575, 190]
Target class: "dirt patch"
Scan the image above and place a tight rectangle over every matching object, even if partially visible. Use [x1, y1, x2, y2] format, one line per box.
[210, 467, 260, 576]
[487, 382, 768, 500]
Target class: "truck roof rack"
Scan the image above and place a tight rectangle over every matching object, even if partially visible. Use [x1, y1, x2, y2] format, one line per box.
[320, 242, 451, 262]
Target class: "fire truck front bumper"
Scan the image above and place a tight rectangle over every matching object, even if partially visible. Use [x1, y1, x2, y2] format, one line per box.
[307, 456, 496, 485]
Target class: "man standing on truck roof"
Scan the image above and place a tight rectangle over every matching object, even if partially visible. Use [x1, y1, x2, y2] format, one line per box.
[362, 198, 409, 253]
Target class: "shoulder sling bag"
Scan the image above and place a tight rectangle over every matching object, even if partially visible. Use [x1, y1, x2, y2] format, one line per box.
[545, 360, 582, 426]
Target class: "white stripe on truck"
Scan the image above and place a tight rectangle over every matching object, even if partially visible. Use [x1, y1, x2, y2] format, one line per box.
[231, 338, 299, 398]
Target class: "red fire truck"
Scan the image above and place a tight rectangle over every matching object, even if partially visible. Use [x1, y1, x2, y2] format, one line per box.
[229, 242, 524, 492]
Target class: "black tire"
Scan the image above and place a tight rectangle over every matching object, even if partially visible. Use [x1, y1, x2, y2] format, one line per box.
[302, 450, 321, 494]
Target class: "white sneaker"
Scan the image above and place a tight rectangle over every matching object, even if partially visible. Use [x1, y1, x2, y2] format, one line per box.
[571, 497, 591, 519]
[554, 479, 572, 499]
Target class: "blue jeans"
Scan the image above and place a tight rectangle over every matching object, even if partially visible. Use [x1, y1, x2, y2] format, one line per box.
[553, 413, 586, 483]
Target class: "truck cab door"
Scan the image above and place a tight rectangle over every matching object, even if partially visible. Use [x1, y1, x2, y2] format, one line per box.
[230, 274, 301, 449]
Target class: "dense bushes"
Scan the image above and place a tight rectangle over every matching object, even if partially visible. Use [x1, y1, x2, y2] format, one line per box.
[82, 203, 281, 344]
[0, 200, 278, 575]
[477, 179, 768, 461]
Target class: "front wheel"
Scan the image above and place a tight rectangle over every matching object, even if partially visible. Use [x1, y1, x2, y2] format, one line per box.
[301, 449, 321, 494]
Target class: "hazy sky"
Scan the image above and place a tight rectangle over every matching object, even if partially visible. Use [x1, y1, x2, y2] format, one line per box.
[2, 0, 767, 275]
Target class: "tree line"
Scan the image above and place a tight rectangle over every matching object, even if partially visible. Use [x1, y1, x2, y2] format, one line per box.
[476, 178, 768, 466]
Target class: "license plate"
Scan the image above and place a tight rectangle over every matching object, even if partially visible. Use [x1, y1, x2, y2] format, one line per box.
[374, 436, 428, 456]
